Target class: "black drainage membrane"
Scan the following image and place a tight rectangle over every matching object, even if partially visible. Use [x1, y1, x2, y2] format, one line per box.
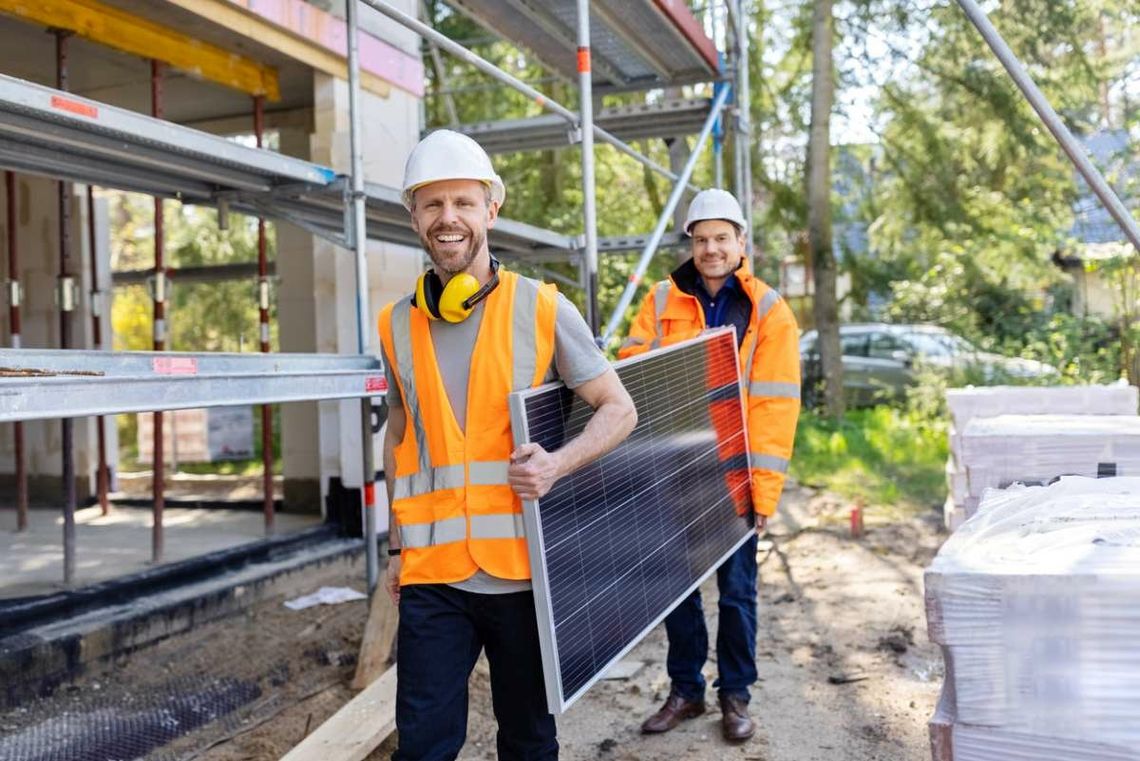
[0, 675, 260, 761]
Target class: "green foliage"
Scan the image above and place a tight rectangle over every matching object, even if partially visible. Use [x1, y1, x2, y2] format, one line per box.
[790, 404, 948, 510]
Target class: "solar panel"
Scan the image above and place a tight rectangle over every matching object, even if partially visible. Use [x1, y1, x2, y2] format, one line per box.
[509, 328, 754, 713]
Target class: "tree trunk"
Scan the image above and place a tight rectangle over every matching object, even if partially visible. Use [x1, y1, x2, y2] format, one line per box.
[807, 0, 844, 418]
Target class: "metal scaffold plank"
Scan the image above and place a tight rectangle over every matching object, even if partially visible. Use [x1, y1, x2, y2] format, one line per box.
[0, 74, 331, 195]
[0, 348, 379, 376]
[0, 350, 386, 423]
[0, 73, 578, 260]
[453, 98, 712, 154]
[447, 0, 717, 90]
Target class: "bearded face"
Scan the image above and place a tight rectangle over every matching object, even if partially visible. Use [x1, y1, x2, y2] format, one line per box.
[410, 179, 498, 276]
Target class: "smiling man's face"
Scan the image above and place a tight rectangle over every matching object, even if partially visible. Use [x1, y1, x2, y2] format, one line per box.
[690, 218, 745, 282]
[409, 179, 499, 276]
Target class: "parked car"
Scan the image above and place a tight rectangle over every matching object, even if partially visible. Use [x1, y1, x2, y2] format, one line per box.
[799, 323, 1058, 407]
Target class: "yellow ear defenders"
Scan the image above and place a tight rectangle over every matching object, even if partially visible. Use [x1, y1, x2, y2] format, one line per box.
[414, 257, 501, 323]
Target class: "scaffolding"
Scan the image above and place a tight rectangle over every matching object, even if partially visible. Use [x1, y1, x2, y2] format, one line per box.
[0, 0, 748, 593]
[359, 0, 754, 336]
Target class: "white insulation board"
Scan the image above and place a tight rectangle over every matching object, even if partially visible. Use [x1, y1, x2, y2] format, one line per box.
[960, 414, 1140, 497]
[946, 382, 1137, 431]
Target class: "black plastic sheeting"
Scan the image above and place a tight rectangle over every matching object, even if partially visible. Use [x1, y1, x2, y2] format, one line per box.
[0, 676, 260, 761]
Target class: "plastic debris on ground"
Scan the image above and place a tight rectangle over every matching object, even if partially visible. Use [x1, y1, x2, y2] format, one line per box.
[283, 586, 367, 611]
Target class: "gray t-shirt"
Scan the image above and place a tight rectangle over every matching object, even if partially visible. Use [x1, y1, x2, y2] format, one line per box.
[385, 289, 609, 593]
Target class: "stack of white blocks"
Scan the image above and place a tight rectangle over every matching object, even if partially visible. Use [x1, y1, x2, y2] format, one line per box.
[926, 477, 1140, 761]
[943, 383, 1138, 530]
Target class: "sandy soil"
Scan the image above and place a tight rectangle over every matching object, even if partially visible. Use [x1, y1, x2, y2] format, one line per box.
[0, 484, 947, 761]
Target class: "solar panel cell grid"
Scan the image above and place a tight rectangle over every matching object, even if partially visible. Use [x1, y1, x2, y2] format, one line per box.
[510, 329, 755, 712]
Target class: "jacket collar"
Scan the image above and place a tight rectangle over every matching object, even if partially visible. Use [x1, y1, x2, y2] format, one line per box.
[670, 257, 749, 297]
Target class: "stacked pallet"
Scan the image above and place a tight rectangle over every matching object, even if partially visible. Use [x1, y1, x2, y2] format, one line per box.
[926, 477, 1140, 761]
[943, 383, 1138, 530]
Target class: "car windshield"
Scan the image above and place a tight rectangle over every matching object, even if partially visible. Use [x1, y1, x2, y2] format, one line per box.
[903, 331, 978, 358]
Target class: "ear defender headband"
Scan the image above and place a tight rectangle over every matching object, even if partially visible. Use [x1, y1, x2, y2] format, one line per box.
[414, 257, 501, 323]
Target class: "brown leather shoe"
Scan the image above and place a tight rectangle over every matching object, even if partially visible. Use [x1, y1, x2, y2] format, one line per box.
[640, 692, 706, 734]
[720, 694, 755, 742]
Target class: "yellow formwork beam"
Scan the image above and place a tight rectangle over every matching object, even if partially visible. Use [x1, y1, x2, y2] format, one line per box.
[165, 0, 392, 98]
[0, 0, 280, 100]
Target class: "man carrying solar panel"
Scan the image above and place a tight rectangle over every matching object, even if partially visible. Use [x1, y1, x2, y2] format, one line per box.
[376, 129, 638, 761]
[618, 188, 801, 743]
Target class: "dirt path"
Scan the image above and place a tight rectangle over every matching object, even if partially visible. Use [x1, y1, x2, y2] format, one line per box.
[450, 485, 946, 761]
[0, 485, 946, 761]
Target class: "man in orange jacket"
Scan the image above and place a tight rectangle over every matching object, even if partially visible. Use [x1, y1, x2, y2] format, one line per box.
[619, 188, 800, 743]
[378, 130, 637, 761]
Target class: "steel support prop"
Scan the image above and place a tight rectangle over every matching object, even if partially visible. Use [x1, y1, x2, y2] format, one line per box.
[347, 0, 379, 592]
[956, 0, 1140, 253]
[56, 31, 78, 585]
[576, 0, 600, 333]
[86, 185, 110, 516]
[357, 0, 699, 193]
[600, 83, 733, 345]
[737, 1, 755, 263]
[151, 59, 167, 564]
[253, 95, 275, 536]
[5, 170, 27, 532]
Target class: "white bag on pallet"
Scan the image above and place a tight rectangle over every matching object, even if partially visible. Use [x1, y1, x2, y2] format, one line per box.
[925, 477, 1140, 759]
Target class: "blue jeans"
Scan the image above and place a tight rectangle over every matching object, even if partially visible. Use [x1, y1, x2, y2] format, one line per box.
[393, 584, 558, 761]
[664, 534, 758, 702]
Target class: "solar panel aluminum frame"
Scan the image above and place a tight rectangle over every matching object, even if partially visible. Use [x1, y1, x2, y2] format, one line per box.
[508, 328, 754, 714]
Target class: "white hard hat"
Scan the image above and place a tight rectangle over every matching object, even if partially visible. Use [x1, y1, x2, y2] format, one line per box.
[683, 188, 746, 235]
[401, 129, 506, 211]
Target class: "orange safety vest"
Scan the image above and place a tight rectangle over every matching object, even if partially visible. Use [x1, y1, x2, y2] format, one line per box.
[377, 268, 558, 585]
[618, 261, 800, 517]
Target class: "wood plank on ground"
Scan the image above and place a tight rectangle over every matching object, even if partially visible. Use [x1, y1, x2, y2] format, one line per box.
[351, 584, 398, 689]
[282, 588, 399, 761]
[279, 666, 397, 761]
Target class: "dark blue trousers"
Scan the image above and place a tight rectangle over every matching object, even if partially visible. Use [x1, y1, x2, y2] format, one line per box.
[393, 584, 558, 761]
[664, 534, 758, 702]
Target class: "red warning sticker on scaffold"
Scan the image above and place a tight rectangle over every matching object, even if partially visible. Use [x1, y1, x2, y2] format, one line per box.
[153, 357, 198, 375]
[51, 96, 98, 119]
[365, 376, 388, 393]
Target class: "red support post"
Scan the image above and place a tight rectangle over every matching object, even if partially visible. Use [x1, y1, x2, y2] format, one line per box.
[57, 31, 78, 585]
[253, 94, 275, 535]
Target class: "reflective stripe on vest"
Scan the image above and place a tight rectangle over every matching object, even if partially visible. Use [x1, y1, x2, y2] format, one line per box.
[653, 280, 671, 337]
[742, 289, 782, 376]
[748, 381, 800, 399]
[391, 299, 431, 476]
[392, 459, 511, 500]
[513, 277, 540, 390]
[401, 512, 527, 549]
[750, 452, 789, 473]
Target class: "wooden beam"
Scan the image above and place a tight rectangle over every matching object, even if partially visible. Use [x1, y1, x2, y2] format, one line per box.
[0, 0, 280, 100]
[281, 666, 397, 761]
[351, 584, 398, 690]
[163, 0, 394, 98]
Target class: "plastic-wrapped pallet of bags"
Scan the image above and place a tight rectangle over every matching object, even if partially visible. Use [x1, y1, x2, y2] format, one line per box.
[925, 477, 1140, 760]
[961, 415, 1140, 500]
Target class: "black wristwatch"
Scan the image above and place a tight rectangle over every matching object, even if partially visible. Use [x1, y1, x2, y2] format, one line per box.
[387, 547, 402, 557]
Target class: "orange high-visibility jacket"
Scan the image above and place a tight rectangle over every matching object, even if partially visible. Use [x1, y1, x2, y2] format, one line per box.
[377, 268, 558, 585]
[618, 262, 800, 516]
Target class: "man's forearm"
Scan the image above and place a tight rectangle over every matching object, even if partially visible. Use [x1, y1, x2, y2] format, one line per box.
[553, 398, 637, 478]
